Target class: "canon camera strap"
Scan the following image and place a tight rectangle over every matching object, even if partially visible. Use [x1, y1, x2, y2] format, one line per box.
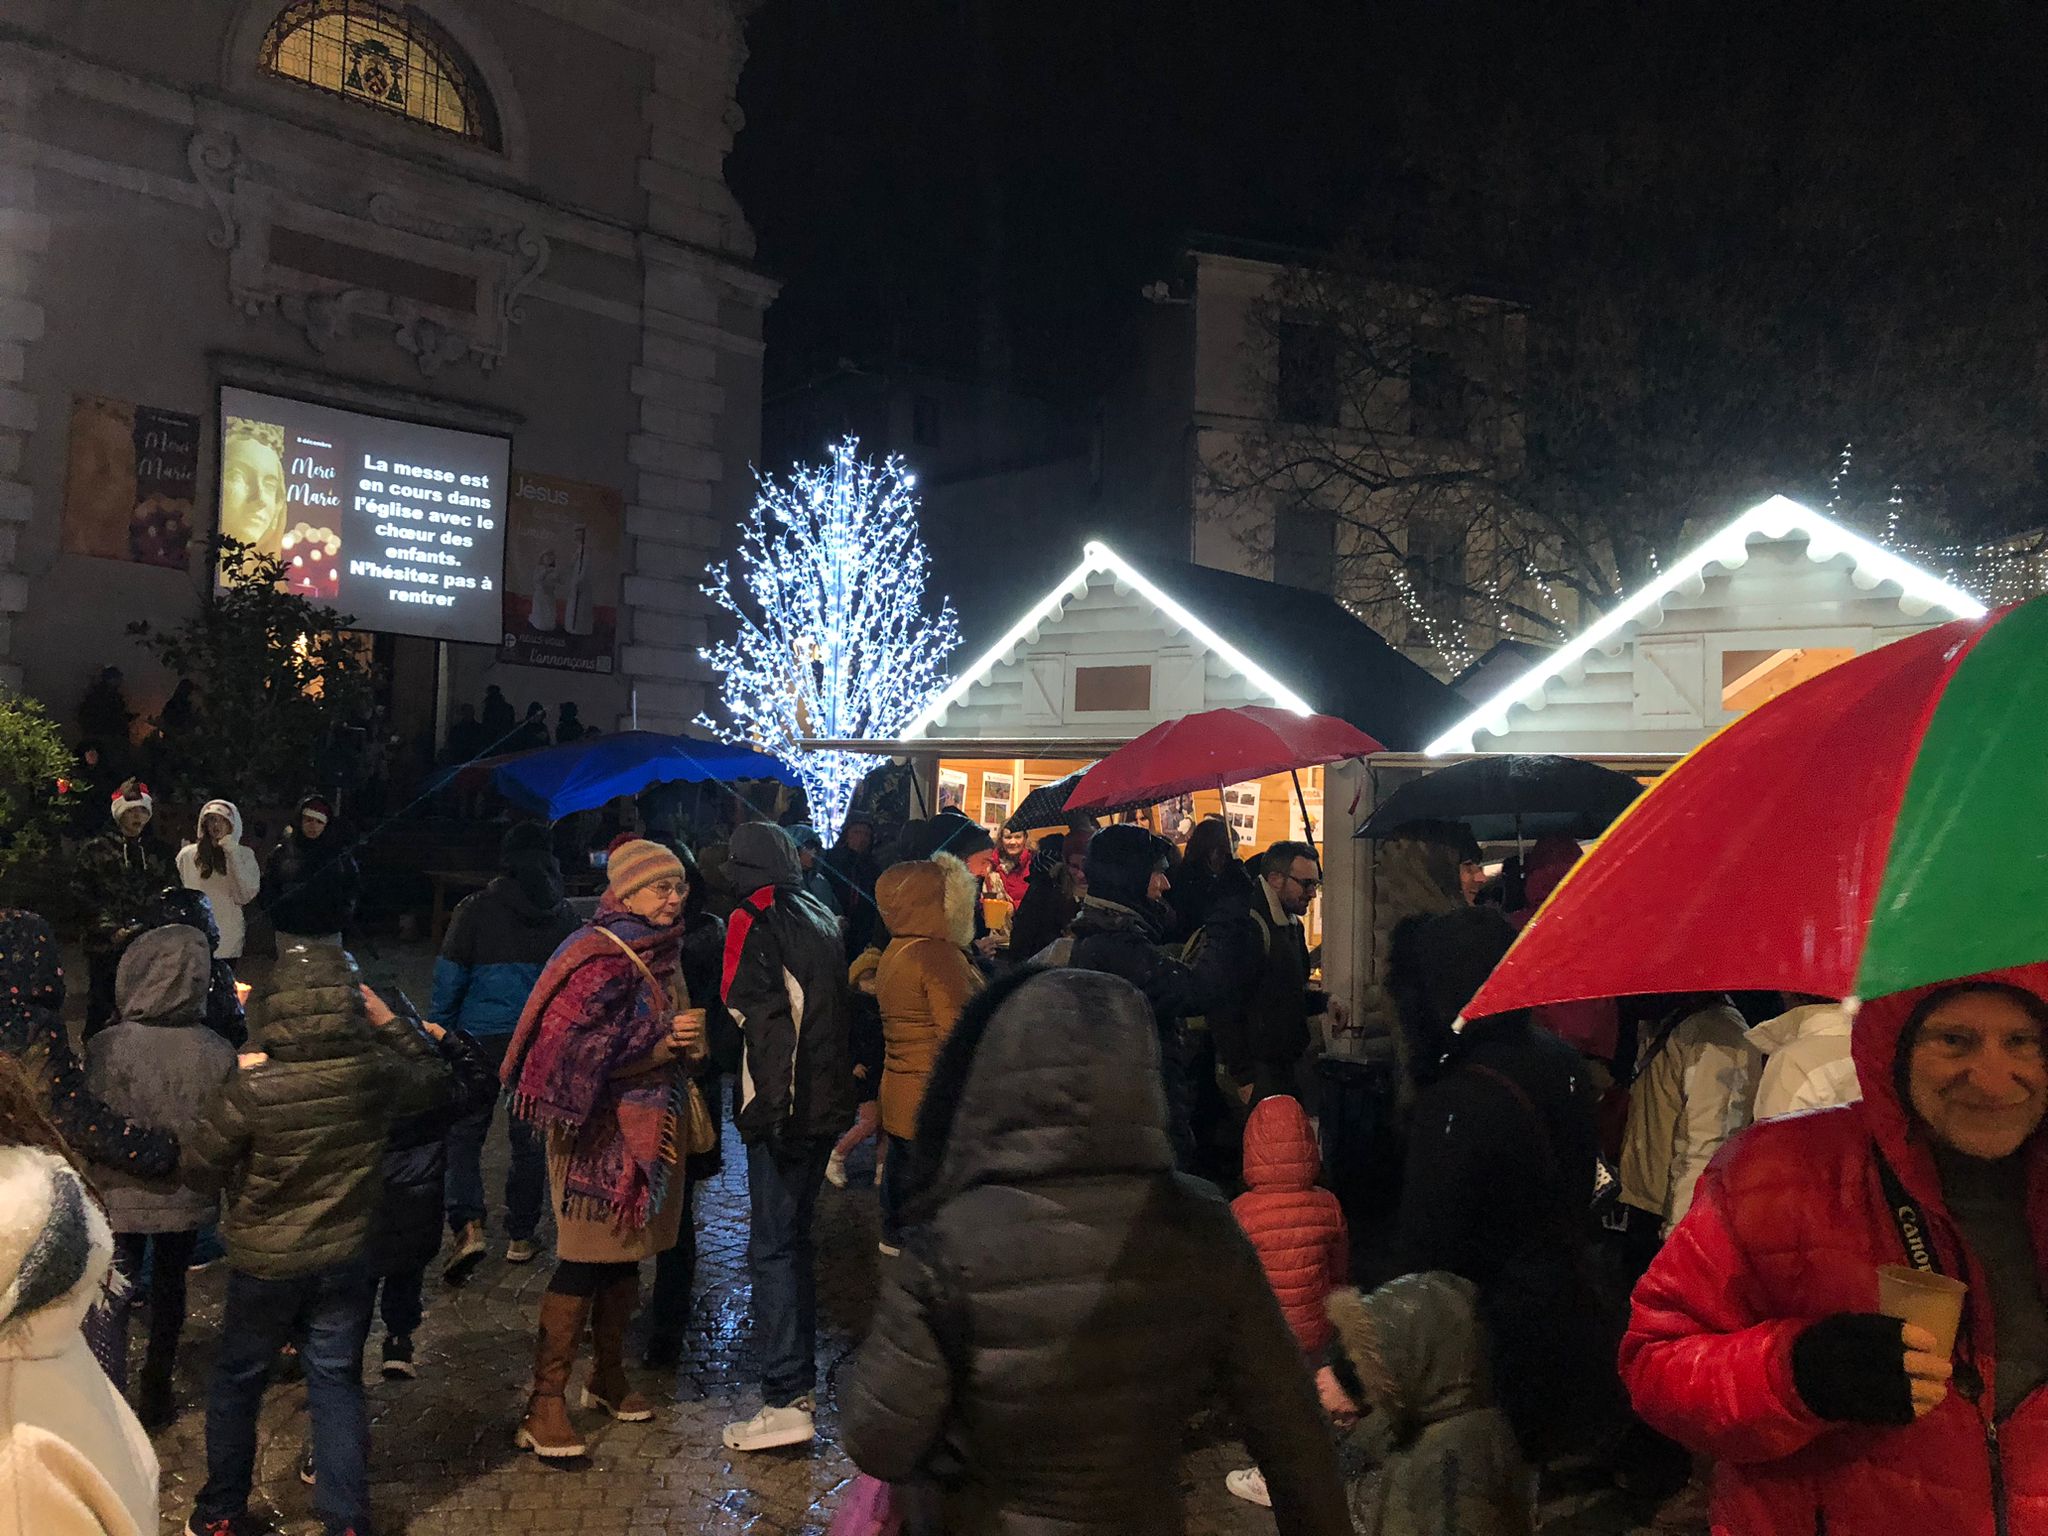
[1872, 1141, 1984, 1400]
[1873, 1145, 1942, 1276]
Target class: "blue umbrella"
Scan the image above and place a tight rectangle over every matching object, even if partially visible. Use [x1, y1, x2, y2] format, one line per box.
[486, 731, 796, 820]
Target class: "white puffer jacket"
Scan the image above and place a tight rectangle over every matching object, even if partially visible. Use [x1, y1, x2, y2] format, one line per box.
[0, 1148, 157, 1536]
[175, 799, 261, 960]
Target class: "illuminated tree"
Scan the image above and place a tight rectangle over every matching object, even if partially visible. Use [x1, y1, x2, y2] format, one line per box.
[699, 438, 960, 838]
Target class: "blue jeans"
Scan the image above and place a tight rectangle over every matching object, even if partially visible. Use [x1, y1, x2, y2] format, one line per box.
[444, 1089, 545, 1241]
[195, 1262, 375, 1536]
[376, 1264, 425, 1340]
[877, 1133, 915, 1247]
[745, 1136, 832, 1406]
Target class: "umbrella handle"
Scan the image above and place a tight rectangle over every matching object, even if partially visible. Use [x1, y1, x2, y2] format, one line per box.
[1291, 768, 1320, 869]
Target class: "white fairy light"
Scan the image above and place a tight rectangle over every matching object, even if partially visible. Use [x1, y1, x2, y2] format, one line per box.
[699, 436, 960, 838]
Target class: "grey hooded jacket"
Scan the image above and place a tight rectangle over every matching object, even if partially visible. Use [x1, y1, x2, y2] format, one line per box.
[1330, 1272, 1533, 1536]
[85, 927, 236, 1233]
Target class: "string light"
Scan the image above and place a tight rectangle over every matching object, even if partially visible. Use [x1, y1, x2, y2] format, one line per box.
[699, 436, 961, 838]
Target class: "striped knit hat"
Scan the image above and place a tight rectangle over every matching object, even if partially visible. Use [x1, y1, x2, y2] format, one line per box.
[606, 837, 683, 900]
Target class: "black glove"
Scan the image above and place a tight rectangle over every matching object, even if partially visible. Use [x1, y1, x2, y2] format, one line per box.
[1791, 1313, 1916, 1425]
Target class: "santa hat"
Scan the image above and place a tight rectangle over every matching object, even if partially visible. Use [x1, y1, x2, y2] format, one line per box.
[109, 780, 153, 823]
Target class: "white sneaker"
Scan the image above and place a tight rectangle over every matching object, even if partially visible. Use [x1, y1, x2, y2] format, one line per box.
[1225, 1467, 1271, 1508]
[504, 1238, 538, 1264]
[825, 1152, 848, 1189]
[722, 1397, 815, 1451]
[877, 1241, 901, 1258]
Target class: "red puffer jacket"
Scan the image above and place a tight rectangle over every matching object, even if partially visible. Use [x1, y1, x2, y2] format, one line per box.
[1231, 1095, 1349, 1355]
[1621, 963, 2048, 1536]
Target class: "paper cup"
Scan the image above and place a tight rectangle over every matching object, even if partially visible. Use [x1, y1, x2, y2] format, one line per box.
[1877, 1264, 1967, 1360]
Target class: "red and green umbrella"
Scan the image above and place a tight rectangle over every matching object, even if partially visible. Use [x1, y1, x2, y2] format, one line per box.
[1466, 593, 2048, 1017]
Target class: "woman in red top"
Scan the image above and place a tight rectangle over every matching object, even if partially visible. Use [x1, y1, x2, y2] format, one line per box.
[1621, 964, 2048, 1535]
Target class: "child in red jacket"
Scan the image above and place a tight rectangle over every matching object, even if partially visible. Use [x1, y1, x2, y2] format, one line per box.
[1224, 1093, 1352, 1508]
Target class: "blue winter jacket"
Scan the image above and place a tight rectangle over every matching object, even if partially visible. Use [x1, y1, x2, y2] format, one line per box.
[430, 864, 578, 1039]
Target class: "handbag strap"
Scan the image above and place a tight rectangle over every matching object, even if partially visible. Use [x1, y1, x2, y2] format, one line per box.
[594, 924, 683, 1011]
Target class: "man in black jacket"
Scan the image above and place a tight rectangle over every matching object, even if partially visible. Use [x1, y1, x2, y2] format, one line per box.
[76, 779, 176, 1034]
[719, 821, 854, 1454]
[262, 794, 359, 946]
[1208, 840, 1343, 1108]
[1390, 904, 1607, 1461]
[1069, 825, 1250, 1171]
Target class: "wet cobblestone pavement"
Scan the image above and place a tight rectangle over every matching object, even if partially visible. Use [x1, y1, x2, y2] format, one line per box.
[136, 943, 1664, 1535]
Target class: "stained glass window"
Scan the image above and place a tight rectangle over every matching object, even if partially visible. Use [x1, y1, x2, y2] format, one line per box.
[259, 1, 499, 148]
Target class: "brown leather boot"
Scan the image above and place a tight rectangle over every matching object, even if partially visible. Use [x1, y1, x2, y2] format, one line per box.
[515, 1291, 591, 1458]
[582, 1274, 656, 1422]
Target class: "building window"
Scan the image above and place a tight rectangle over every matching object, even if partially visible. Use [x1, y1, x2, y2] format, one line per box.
[1276, 322, 1341, 428]
[260, 1, 500, 148]
[912, 394, 943, 447]
[1273, 503, 1338, 594]
[1409, 343, 1468, 440]
[1720, 647, 1856, 713]
[1073, 664, 1152, 713]
[1404, 512, 1466, 629]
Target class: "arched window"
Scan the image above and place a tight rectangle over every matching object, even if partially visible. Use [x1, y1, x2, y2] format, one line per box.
[259, 1, 500, 148]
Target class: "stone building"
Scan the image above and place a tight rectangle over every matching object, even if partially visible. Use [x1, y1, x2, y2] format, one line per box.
[0, 0, 770, 749]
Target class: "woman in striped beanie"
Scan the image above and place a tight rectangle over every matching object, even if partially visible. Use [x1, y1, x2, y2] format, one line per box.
[499, 838, 708, 1460]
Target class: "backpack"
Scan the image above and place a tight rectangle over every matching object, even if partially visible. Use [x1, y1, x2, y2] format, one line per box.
[1179, 910, 1269, 1035]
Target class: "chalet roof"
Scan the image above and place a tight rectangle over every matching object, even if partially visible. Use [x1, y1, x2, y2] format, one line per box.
[906, 540, 1463, 752]
[1426, 496, 1988, 755]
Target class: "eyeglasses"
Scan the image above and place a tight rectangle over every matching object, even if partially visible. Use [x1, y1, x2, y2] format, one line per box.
[1288, 873, 1321, 893]
[645, 879, 684, 898]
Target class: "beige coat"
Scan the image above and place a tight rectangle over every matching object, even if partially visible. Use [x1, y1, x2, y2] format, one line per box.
[0, 1148, 157, 1536]
[1618, 1000, 1760, 1234]
[874, 855, 984, 1139]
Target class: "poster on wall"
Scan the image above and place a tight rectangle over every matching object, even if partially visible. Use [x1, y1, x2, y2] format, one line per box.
[61, 394, 199, 569]
[217, 384, 510, 645]
[1221, 781, 1261, 843]
[937, 768, 968, 814]
[981, 771, 1014, 830]
[498, 471, 623, 674]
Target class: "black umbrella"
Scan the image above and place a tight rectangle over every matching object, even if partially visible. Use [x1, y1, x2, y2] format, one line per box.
[1356, 754, 1644, 843]
[1007, 765, 1097, 831]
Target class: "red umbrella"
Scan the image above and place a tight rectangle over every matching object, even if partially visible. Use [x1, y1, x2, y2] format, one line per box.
[1062, 705, 1382, 842]
[1465, 594, 2048, 1016]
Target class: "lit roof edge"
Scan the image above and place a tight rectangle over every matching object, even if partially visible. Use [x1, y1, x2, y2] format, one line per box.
[1423, 495, 1988, 756]
[903, 539, 1315, 737]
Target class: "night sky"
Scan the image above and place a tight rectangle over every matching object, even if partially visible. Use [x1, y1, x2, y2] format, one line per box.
[731, 0, 2048, 400]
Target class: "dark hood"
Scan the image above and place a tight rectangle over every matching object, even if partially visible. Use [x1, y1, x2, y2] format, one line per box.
[1069, 894, 1164, 944]
[256, 942, 374, 1061]
[0, 909, 63, 1011]
[910, 967, 1173, 1202]
[114, 925, 211, 1025]
[727, 821, 802, 894]
[497, 851, 566, 919]
[145, 885, 222, 951]
[1398, 905, 1518, 1079]
[1327, 1271, 1493, 1436]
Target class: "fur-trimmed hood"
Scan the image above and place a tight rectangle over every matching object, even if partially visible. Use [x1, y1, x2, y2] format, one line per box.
[875, 853, 977, 949]
[0, 1148, 113, 1361]
[1327, 1271, 1493, 1440]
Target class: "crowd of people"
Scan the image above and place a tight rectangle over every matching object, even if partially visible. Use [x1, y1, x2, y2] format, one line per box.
[1, 774, 2043, 1536]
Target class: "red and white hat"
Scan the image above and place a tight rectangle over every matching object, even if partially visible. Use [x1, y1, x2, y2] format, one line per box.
[109, 779, 153, 823]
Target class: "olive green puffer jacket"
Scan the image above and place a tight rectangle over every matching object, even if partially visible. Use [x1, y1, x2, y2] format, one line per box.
[181, 945, 451, 1279]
